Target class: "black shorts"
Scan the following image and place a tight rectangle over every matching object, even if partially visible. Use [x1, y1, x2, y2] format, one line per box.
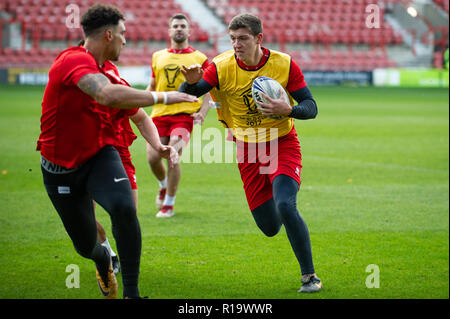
[40, 145, 141, 294]
[41, 145, 139, 259]
[41, 145, 132, 199]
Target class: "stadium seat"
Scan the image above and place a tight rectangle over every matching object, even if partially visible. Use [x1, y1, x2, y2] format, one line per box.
[2, 0, 209, 48]
[0, 0, 422, 70]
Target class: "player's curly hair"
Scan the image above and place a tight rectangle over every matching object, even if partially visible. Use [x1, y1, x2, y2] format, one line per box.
[81, 4, 124, 37]
[228, 13, 263, 36]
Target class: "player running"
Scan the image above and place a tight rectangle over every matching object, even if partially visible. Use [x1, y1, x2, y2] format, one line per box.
[179, 13, 322, 293]
[146, 13, 211, 218]
[37, 4, 197, 299]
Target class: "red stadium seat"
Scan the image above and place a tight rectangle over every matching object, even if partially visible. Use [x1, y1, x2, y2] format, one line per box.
[2, 0, 209, 50]
[1, 0, 410, 68]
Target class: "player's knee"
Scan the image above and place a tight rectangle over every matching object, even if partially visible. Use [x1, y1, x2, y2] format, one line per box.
[110, 199, 136, 222]
[252, 201, 282, 237]
[275, 198, 295, 212]
[260, 223, 281, 237]
[147, 151, 161, 165]
[73, 241, 96, 259]
[275, 198, 297, 219]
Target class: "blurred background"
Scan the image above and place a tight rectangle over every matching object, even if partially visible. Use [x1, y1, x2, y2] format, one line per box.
[0, 0, 448, 87]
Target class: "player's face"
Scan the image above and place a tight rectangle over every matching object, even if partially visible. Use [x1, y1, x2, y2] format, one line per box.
[109, 20, 126, 61]
[169, 19, 190, 44]
[229, 28, 262, 62]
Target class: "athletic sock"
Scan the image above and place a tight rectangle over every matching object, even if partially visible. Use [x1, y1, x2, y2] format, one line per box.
[158, 177, 168, 189]
[163, 195, 176, 206]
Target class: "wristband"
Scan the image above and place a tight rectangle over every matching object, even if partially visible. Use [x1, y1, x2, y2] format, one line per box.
[162, 92, 168, 105]
[150, 92, 158, 104]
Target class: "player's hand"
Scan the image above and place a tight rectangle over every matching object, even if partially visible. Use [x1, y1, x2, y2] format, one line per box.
[257, 90, 292, 117]
[181, 64, 204, 84]
[165, 91, 198, 105]
[191, 111, 206, 125]
[158, 145, 179, 168]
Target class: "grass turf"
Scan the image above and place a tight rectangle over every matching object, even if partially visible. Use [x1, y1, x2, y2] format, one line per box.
[0, 85, 448, 299]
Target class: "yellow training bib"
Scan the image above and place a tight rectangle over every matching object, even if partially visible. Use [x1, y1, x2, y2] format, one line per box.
[151, 48, 208, 118]
[211, 49, 294, 143]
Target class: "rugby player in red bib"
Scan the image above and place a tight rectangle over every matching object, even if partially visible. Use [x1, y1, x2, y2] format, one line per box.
[179, 14, 322, 293]
[36, 4, 197, 299]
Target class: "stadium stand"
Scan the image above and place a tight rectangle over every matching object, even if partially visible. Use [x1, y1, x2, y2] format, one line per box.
[0, 0, 209, 66]
[433, 0, 449, 13]
[0, 0, 448, 71]
[211, 0, 404, 45]
[205, 0, 406, 70]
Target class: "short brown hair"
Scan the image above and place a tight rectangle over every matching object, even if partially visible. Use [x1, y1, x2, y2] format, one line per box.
[169, 13, 189, 27]
[228, 13, 262, 36]
[81, 4, 124, 37]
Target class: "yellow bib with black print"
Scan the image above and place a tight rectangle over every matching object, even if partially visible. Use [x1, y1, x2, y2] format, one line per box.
[151, 48, 208, 118]
[211, 49, 294, 143]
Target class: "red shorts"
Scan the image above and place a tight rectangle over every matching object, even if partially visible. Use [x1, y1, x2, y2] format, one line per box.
[116, 145, 137, 190]
[152, 114, 194, 144]
[236, 127, 302, 211]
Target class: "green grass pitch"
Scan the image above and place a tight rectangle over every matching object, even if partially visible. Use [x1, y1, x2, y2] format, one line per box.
[0, 84, 448, 299]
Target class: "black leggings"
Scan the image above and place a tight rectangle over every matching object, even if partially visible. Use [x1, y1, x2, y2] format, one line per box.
[251, 174, 315, 275]
[41, 146, 141, 296]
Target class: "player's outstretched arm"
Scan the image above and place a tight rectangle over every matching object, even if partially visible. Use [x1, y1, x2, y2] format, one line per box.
[130, 109, 179, 167]
[77, 73, 198, 109]
[191, 93, 212, 125]
[178, 64, 214, 98]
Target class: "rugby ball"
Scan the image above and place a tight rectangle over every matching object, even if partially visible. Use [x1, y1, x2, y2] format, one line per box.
[251, 76, 289, 120]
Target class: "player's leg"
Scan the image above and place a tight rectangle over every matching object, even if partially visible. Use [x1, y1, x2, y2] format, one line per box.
[240, 142, 281, 235]
[156, 120, 192, 218]
[94, 154, 137, 276]
[96, 220, 120, 276]
[249, 177, 311, 258]
[41, 166, 115, 298]
[167, 134, 186, 196]
[120, 152, 138, 213]
[251, 199, 282, 237]
[86, 145, 142, 299]
[131, 189, 138, 212]
[272, 175, 314, 274]
[147, 115, 170, 210]
[249, 177, 310, 255]
[93, 199, 120, 274]
[96, 220, 107, 242]
[147, 136, 169, 210]
[272, 174, 322, 292]
[146, 138, 167, 181]
[46, 191, 109, 263]
[163, 135, 185, 211]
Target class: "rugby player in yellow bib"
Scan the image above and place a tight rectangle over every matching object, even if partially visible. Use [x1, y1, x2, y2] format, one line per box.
[146, 14, 211, 218]
[179, 14, 322, 293]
